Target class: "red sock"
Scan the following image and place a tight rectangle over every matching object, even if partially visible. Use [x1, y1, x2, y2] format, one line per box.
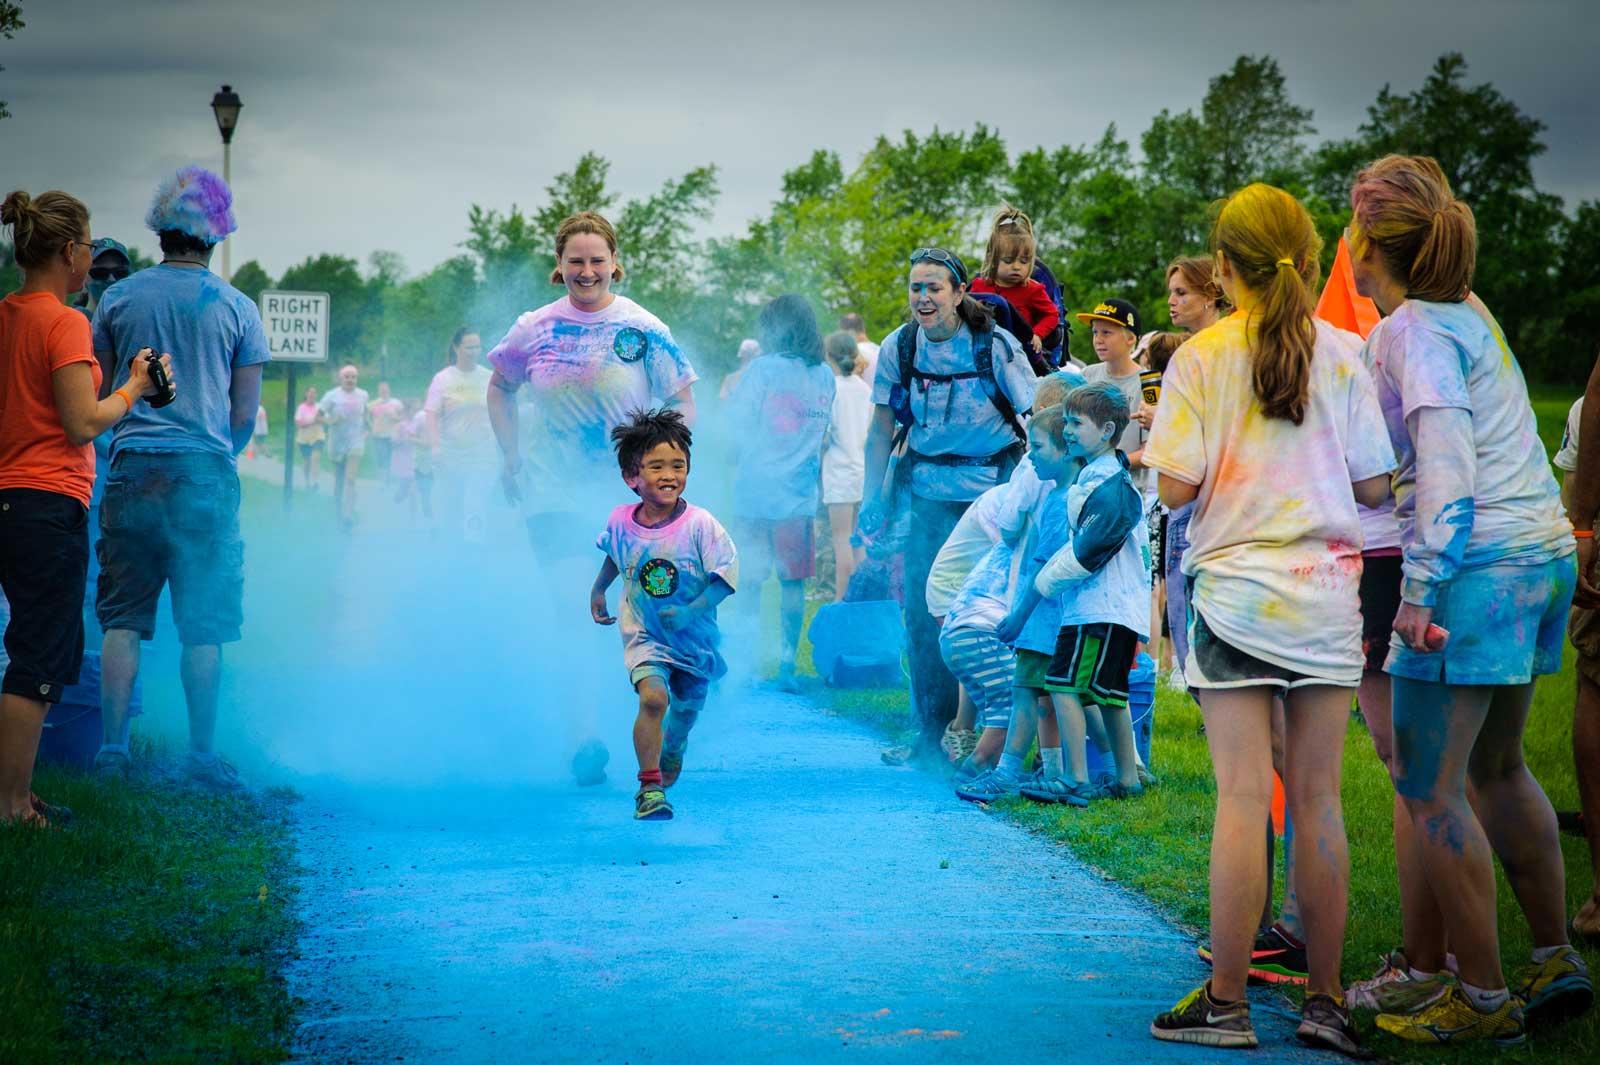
[638, 769, 663, 787]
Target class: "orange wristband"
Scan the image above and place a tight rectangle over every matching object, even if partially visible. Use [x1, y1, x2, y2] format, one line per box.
[114, 387, 135, 410]
[1575, 528, 1595, 540]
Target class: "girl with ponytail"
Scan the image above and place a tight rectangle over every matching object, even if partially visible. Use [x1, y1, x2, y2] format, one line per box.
[1349, 155, 1585, 1042]
[1143, 182, 1397, 1053]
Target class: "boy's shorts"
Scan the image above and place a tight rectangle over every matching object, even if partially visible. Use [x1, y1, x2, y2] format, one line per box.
[1572, 603, 1600, 689]
[939, 626, 1014, 729]
[1359, 551, 1403, 673]
[629, 663, 710, 706]
[1013, 648, 1053, 691]
[1044, 623, 1139, 708]
[1386, 555, 1576, 686]
[737, 516, 815, 583]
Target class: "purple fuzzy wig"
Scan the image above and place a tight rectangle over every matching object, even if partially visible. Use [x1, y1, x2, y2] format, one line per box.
[144, 166, 237, 244]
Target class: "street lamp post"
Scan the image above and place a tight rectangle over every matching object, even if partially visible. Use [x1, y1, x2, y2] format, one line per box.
[210, 84, 242, 281]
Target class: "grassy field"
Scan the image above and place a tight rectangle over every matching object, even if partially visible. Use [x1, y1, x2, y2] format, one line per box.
[784, 388, 1597, 1060]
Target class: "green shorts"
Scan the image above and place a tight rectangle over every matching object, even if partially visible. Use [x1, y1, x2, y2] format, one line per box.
[1013, 649, 1053, 692]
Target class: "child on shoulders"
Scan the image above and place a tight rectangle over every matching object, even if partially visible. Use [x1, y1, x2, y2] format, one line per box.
[969, 204, 1060, 363]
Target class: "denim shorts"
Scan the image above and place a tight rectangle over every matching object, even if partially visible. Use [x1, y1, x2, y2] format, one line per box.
[1385, 555, 1576, 686]
[96, 450, 245, 645]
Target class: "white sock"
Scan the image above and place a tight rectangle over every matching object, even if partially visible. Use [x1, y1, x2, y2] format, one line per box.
[1041, 746, 1064, 779]
[1459, 980, 1509, 1013]
[996, 753, 1024, 780]
[1531, 944, 1567, 964]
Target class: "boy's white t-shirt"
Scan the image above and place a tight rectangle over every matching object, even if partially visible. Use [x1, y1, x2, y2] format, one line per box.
[823, 373, 873, 505]
[424, 363, 497, 468]
[487, 295, 698, 515]
[1036, 452, 1152, 636]
[1144, 314, 1397, 681]
[596, 501, 739, 680]
[924, 484, 1008, 618]
[1555, 397, 1583, 472]
[944, 540, 1017, 633]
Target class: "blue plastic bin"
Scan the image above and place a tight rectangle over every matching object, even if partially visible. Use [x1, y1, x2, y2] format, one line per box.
[807, 600, 905, 688]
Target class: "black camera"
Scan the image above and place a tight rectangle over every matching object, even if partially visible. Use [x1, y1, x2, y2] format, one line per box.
[144, 352, 176, 409]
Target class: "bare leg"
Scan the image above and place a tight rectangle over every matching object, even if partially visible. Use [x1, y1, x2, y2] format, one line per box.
[1100, 705, 1140, 788]
[1003, 688, 1040, 760]
[953, 687, 976, 731]
[0, 692, 47, 820]
[1282, 684, 1355, 999]
[1575, 671, 1600, 936]
[972, 726, 1006, 767]
[829, 503, 858, 602]
[1199, 685, 1276, 1002]
[1049, 691, 1089, 784]
[180, 644, 222, 755]
[778, 578, 805, 668]
[632, 677, 670, 776]
[100, 628, 142, 750]
[1035, 693, 1060, 751]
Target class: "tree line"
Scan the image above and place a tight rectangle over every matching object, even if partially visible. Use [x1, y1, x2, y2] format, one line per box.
[5, 53, 1595, 388]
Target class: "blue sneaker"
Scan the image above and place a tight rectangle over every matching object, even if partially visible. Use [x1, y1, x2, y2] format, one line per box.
[956, 771, 1022, 804]
[1019, 775, 1091, 808]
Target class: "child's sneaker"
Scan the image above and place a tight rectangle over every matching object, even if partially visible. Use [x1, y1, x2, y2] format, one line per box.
[1297, 993, 1371, 1058]
[1018, 776, 1091, 808]
[660, 745, 686, 789]
[1514, 945, 1594, 1027]
[1345, 949, 1451, 1014]
[955, 771, 1022, 804]
[633, 786, 673, 821]
[1376, 986, 1525, 1045]
[185, 752, 245, 794]
[571, 739, 609, 787]
[939, 724, 978, 763]
[93, 746, 131, 781]
[1150, 982, 1256, 1048]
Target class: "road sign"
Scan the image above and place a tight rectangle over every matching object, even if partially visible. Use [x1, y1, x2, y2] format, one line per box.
[261, 290, 331, 362]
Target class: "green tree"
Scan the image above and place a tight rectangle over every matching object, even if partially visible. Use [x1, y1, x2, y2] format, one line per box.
[228, 260, 274, 307]
[1, 240, 19, 295]
[277, 254, 369, 366]
[0, 1, 23, 121]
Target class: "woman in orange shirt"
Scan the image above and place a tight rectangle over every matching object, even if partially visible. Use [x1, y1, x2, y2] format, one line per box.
[0, 189, 165, 827]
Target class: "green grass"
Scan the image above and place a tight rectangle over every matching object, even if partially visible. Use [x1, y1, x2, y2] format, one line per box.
[0, 756, 300, 1064]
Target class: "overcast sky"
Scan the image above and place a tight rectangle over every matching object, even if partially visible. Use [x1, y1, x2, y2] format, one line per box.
[3, 0, 1595, 279]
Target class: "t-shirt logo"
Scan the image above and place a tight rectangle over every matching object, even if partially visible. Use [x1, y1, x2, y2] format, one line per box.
[639, 557, 679, 598]
[614, 327, 648, 363]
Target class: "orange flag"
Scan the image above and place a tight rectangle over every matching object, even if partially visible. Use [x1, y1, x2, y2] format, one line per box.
[1315, 235, 1380, 340]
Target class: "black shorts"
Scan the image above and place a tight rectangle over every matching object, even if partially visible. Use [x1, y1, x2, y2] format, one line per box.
[1043, 622, 1139, 708]
[1359, 552, 1403, 673]
[96, 451, 245, 645]
[0, 488, 88, 702]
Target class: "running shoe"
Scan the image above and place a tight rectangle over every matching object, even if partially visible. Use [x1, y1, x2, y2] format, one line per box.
[1196, 924, 1309, 986]
[185, 752, 245, 794]
[1018, 775, 1091, 808]
[1514, 945, 1594, 1027]
[940, 724, 979, 762]
[955, 771, 1023, 804]
[1297, 993, 1371, 1058]
[633, 786, 673, 821]
[1376, 986, 1525, 1045]
[571, 739, 609, 787]
[659, 746, 685, 789]
[1345, 949, 1451, 1014]
[93, 746, 131, 782]
[1150, 982, 1256, 1048]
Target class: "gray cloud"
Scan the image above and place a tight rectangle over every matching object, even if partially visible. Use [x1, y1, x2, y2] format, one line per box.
[3, 0, 1595, 279]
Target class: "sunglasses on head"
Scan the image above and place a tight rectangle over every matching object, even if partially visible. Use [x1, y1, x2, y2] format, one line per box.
[909, 247, 967, 286]
[89, 266, 129, 282]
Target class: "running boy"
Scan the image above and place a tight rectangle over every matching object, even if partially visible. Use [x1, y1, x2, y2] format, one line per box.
[592, 409, 738, 821]
[1031, 383, 1150, 800]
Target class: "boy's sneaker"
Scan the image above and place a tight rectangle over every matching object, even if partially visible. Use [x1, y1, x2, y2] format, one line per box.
[939, 724, 978, 762]
[1376, 986, 1525, 1045]
[571, 739, 609, 787]
[1150, 981, 1257, 1048]
[185, 752, 245, 794]
[1018, 776, 1091, 808]
[633, 786, 673, 821]
[1514, 945, 1594, 1027]
[956, 771, 1023, 804]
[660, 746, 685, 789]
[93, 746, 131, 781]
[1297, 993, 1372, 1058]
[1345, 949, 1451, 1014]
[1196, 924, 1309, 985]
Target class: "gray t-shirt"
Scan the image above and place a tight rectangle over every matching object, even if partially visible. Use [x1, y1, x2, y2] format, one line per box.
[1082, 362, 1147, 496]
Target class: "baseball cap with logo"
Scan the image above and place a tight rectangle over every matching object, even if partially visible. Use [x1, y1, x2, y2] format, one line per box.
[1075, 298, 1141, 335]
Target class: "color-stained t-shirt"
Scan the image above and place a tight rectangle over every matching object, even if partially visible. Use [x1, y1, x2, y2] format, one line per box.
[369, 396, 406, 439]
[596, 501, 739, 680]
[317, 386, 370, 457]
[1036, 452, 1152, 636]
[725, 353, 836, 520]
[1363, 297, 1572, 606]
[1144, 313, 1396, 680]
[872, 323, 1036, 502]
[488, 295, 697, 516]
[924, 484, 1008, 618]
[424, 363, 497, 468]
[1555, 397, 1582, 473]
[944, 539, 1018, 633]
[1016, 482, 1070, 655]
[294, 401, 324, 445]
[0, 292, 100, 506]
[93, 264, 269, 462]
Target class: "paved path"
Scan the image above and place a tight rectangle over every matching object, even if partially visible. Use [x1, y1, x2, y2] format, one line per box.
[285, 690, 1319, 1063]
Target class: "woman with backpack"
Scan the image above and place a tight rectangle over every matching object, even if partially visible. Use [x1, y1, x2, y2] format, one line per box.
[859, 247, 1038, 763]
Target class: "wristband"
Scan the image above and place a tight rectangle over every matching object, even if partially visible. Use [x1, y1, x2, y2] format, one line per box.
[114, 386, 136, 410]
[1576, 528, 1595, 540]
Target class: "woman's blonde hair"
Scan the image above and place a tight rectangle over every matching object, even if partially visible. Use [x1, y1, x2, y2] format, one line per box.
[550, 211, 625, 285]
[1349, 154, 1475, 304]
[2, 189, 89, 269]
[980, 202, 1036, 282]
[1211, 183, 1323, 425]
[1165, 255, 1230, 314]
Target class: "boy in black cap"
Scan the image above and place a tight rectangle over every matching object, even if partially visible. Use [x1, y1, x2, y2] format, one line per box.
[1075, 299, 1150, 497]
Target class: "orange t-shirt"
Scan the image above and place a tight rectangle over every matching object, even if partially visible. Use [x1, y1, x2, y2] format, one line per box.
[0, 292, 101, 506]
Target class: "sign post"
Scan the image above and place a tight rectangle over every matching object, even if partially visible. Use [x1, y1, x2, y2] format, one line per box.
[260, 290, 331, 508]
